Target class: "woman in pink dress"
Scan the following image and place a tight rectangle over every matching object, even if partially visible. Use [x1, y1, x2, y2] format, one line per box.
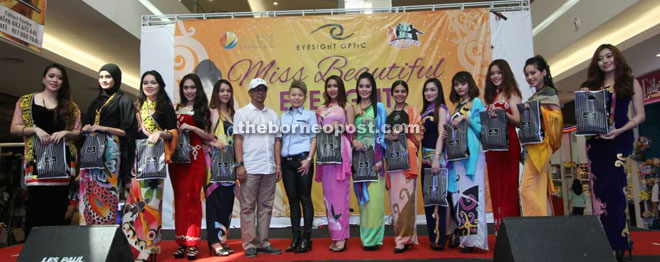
[315, 75, 355, 252]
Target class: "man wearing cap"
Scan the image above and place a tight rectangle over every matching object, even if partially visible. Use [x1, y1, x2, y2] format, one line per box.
[234, 78, 283, 257]
[280, 80, 318, 253]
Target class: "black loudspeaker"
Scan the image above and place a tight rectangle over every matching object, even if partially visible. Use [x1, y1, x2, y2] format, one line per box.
[18, 225, 133, 262]
[494, 216, 615, 262]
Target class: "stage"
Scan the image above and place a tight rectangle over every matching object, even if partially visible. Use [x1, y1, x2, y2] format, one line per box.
[1, 227, 659, 261]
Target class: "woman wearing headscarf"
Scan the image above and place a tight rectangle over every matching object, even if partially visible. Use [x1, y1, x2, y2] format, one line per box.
[79, 63, 137, 225]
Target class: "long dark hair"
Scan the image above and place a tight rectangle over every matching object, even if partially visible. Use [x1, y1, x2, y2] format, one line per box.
[422, 78, 446, 126]
[524, 55, 557, 92]
[177, 74, 211, 132]
[41, 63, 76, 129]
[137, 70, 173, 114]
[356, 72, 378, 118]
[209, 79, 235, 120]
[323, 75, 348, 109]
[484, 59, 521, 105]
[571, 179, 583, 195]
[581, 44, 634, 98]
[449, 71, 480, 103]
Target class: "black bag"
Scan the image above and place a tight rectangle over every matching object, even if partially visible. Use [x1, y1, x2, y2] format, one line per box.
[480, 109, 509, 151]
[385, 133, 409, 172]
[575, 90, 609, 135]
[352, 147, 378, 182]
[210, 145, 236, 183]
[317, 132, 342, 164]
[80, 132, 107, 169]
[444, 122, 469, 161]
[33, 138, 68, 179]
[517, 100, 544, 145]
[171, 130, 191, 163]
[135, 139, 166, 180]
[422, 167, 449, 207]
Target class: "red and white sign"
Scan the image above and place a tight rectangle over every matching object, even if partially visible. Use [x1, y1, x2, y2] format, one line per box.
[639, 69, 660, 104]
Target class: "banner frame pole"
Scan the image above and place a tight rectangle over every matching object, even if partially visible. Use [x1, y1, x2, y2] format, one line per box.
[141, 0, 530, 27]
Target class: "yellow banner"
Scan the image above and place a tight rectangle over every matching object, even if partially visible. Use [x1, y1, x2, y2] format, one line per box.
[175, 9, 492, 216]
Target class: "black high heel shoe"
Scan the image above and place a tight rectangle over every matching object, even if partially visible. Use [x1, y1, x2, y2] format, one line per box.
[186, 246, 198, 260]
[173, 245, 186, 258]
[286, 236, 301, 252]
[447, 234, 460, 249]
[295, 238, 312, 253]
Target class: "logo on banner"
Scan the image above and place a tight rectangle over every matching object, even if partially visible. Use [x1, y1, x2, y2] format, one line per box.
[311, 24, 354, 40]
[220, 31, 238, 49]
[387, 22, 424, 48]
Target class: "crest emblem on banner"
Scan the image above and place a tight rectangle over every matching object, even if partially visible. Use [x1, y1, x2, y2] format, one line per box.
[388, 22, 424, 48]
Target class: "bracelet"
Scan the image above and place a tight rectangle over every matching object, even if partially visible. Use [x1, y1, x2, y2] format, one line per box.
[21, 126, 26, 136]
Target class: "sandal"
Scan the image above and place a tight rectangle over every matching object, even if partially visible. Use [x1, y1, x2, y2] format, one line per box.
[222, 244, 234, 254]
[331, 239, 347, 252]
[329, 241, 337, 250]
[186, 246, 199, 260]
[173, 245, 186, 258]
[211, 246, 229, 256]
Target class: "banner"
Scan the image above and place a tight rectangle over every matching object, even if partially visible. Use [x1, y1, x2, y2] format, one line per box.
[0, 0, 46, 50]
[639, 68, 660, 104]
[174, 9, 492, 217]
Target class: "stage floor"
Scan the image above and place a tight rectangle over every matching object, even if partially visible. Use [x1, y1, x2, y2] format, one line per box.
[2, 227, 659, 261]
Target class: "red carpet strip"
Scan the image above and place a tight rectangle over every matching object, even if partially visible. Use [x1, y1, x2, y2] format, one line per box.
[1, 232, 658, 261]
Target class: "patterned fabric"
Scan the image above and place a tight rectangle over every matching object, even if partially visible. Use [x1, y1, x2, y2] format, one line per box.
[79, 134, 120, 225]
[17, 93, 80, 186]
[521, 88, 563, 216]
[140, 100, 161, 134]
[587, 87, 633, 251]
[122, 100, 173, 254]
[355, 103, 387, 247]
[449, 98, 488, 250]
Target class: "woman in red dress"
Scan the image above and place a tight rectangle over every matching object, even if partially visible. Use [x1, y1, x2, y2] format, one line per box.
[169, 73, 215, 259]
[483, 59, 522, 231]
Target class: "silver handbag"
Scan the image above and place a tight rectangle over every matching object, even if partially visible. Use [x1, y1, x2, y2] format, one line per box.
[352, 147, 378, 182]
[33, 138, 68, 179]
[80, 132, 107, 169]
[575, 90, 609, 135]
[385, 133, 409, 172]
[171, 130, 191, 163]
[517, 100, 544, 145]
[444, 121, 469, 161]
[422, 167, 449, 207]
[480, 109, 509, 151]
[317, 132, 342, 164]
[210, 145, 236, 183]
[136, 139, 166, 180]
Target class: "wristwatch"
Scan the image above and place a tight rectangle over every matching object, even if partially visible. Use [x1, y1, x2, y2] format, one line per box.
[235, 161, 244, 167]
[306, 157, 312, 161]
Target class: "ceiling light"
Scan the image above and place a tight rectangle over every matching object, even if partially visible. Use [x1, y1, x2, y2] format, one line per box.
[533, 0, 580, 37]
[138, 0, 170, 22]
[656, 53, 660, 57]
[273, 1, 278, 5]
[42, 33, 140, 90]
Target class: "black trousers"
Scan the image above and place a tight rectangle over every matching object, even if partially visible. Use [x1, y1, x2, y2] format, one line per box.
[282, 155, 314, 239]
[571, 207, 585, 216]
[206, 183, 236, 246]
[25, 185, 69, 237]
